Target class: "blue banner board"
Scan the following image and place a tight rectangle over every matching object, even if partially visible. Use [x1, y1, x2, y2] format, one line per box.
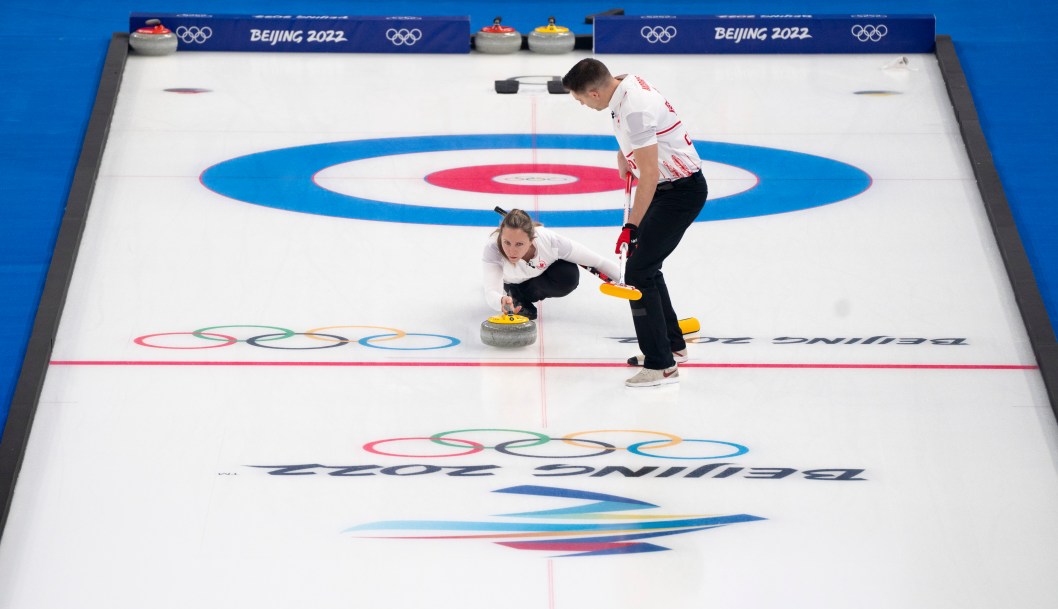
[129, 13, 470, 53]
[594, 14, 936, 54]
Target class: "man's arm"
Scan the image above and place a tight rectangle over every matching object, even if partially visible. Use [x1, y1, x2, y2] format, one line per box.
[627, 144, 658, 226]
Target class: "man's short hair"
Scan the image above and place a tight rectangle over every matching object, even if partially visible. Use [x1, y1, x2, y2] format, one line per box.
[562, 58, 612, 94]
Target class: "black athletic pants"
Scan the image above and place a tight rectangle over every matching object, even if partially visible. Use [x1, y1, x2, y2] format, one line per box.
[625, 170, 708, 370]
[504, 259, 581, 307]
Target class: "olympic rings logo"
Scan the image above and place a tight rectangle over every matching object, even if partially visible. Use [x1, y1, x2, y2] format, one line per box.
[134, 325, 459, 351]
[175, 26, 213, 44]
[641, 26, 677, 44]
[364, 429, 749, 460]
[386, 28, 423, 46]
[851, 24, 888, 42]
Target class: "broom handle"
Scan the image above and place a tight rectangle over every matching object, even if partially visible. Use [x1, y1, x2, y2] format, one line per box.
[618, 172, 633, 285]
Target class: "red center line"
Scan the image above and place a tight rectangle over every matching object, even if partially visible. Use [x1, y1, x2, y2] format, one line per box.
[530, 94, 540, 215]
[529, 93, 548, 429]
[547, 559, 555, 609]
[48, 360, 1039, 370]
[538, 313, 549, 428]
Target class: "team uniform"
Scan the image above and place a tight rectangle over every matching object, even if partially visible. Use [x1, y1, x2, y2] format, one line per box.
[609, 74, 708, 372]
[482, 227, 620, 317]
[610, 74, 702, 183]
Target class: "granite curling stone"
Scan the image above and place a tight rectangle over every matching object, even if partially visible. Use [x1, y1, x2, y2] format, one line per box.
[129, 19, 178, 56]
[480, 312, 537, 348]
[475, 17, 522, 54]
[527, 17, 575, 54]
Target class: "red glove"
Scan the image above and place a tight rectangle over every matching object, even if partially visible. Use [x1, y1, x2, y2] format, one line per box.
[615, 223, 639, 256]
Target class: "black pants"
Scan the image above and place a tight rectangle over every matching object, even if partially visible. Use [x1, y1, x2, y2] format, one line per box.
[505, 259, 581, 305]
[625, 170, 707, 369]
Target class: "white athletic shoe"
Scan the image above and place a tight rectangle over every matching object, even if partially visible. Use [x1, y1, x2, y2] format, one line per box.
[627, 349, 688, 367]
[625, 365, 679, 388]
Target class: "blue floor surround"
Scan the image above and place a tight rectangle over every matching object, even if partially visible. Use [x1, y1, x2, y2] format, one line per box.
[2, 0, 1057, 430]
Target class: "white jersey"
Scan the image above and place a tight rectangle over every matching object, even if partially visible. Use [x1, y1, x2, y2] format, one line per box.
[482, 227, 620, 309]
[608, 74, 702, 182]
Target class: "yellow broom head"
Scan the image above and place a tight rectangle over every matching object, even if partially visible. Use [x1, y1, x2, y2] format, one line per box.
[678, 317, 700, 335]
[599, 282, 642, 300]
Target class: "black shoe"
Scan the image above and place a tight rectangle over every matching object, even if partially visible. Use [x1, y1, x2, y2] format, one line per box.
[514, 300, 537, 320]
[627, 350, 689, 367]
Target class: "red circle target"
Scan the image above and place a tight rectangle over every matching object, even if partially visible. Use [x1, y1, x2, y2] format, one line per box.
[424, 163, 623, 195]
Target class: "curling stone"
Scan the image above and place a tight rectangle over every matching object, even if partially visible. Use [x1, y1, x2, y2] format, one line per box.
[481, 312, 537, 348]
[528, 17, 575, 54]
[129, 19, 178, 56]
[475, 17, 522, 54]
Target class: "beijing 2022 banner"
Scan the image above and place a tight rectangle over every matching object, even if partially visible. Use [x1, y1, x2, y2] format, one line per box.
[594, 14, 936, 54]
[129, 13, 471, 54]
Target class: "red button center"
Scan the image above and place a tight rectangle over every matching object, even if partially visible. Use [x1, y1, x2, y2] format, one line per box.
[425, 163, 623, 195]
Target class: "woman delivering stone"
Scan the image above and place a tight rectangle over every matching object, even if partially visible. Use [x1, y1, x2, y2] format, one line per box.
[483, 209, 620, 320]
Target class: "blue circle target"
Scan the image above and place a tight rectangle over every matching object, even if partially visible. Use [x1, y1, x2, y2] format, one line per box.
[199, 134, 870, 227]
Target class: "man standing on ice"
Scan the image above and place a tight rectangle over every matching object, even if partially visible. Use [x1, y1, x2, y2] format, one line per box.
[562, 58, 708, 388]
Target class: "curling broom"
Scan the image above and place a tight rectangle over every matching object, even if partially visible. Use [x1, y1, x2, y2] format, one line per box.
[599, 173, 642, 300]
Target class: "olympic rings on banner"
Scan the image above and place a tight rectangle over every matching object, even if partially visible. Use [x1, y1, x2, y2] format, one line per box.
[175, 26, 213, 45]
[641, 25, 677, 44]
[386, 28, 422, 46]
[364, 429, 749, 460]
[134, 325, 460, 351]
[851, 24, 888, 43]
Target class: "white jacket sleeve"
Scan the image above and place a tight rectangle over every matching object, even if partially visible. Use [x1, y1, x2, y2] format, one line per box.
[482, 242, 506, 309]
[549, 232, 621, 280]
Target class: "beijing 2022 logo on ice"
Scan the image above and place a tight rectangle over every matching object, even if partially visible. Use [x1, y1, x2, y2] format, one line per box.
[248, 428, 868, 480]
[243, 429, 867, 558]
[346, 484, 764, 558]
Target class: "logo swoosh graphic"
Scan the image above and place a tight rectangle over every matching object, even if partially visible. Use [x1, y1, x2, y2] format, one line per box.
[346, 485, 765, 557]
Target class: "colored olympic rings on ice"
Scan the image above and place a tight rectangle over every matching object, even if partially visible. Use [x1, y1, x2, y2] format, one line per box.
[134, 325, 459, 350]
[363, 429, 749, 460]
